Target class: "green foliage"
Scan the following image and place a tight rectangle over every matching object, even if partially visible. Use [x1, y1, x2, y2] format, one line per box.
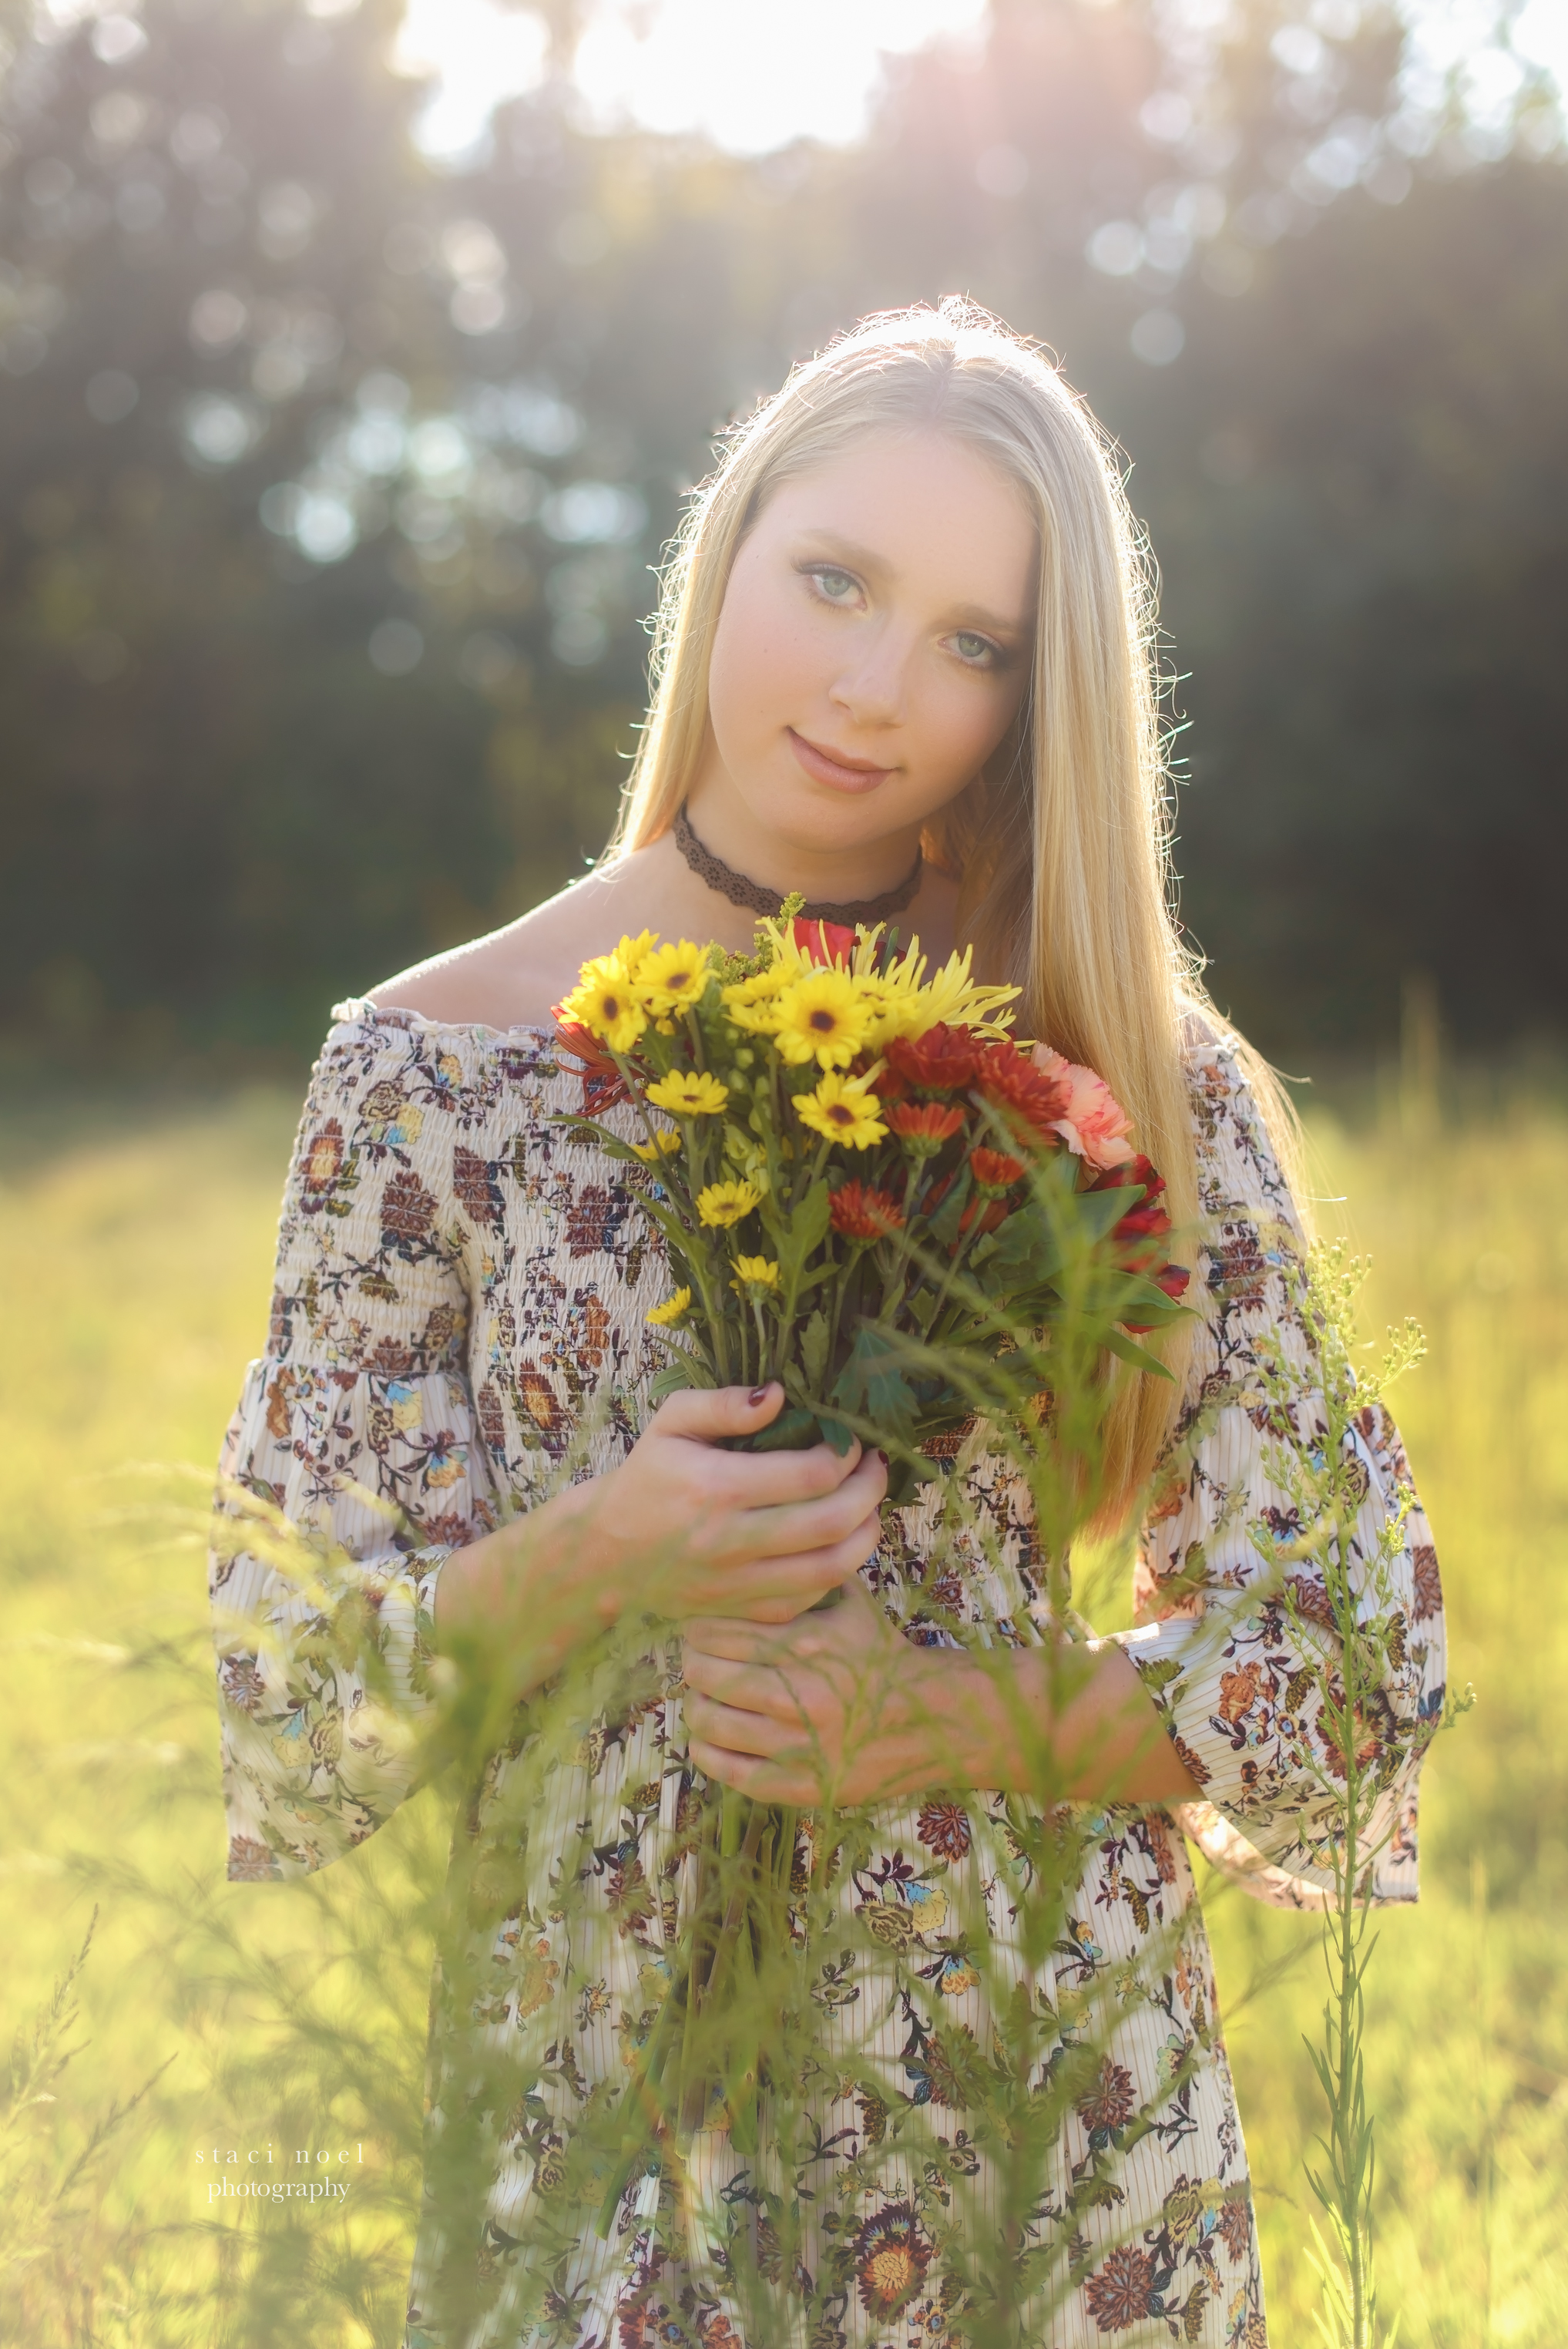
[1234, 1242, 1459, 2347]
[1200, 1090, 1568, 2345]
[0, 3, 1563, 1060]
[0, 1912, 173, 2329]
[2, 1077, 1567, 2339]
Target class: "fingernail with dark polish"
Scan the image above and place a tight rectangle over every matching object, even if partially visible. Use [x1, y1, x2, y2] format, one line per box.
[749, 1386, 770, 1406]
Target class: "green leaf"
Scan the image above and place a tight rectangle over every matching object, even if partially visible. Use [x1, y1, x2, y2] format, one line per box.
[727, 1405, 825, 1455]
[599, 1135, 655, 1167]
[905, 1282, 938, 1334]
[927, 1168, 972, 1248]
[975, 1198, 1064, 1289]
[633, 1193, 700, 1260]
[1068, 1186, 1140, 1245]
[884, 1453, 935, 1507]
[549, 1111, 637, 1158]
[760, 1180, 831, 1286]
[831, 1323, 919, 1449]
[648, 1357, 706, 1405]
[1102, 1328, 1175, 1380]
[800, 1306, 830, 1394]
[1110, 1272, 1193, 1329]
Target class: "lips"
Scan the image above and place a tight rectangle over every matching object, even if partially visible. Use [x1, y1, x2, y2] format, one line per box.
[787, 727, 895, 795]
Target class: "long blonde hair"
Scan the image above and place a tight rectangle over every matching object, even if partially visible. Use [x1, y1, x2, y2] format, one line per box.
[609, 299, 1302, 1509]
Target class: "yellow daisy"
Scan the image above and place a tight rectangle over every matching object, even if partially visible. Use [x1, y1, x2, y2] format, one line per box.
[646, 1068, 729, 1117]
[794, 1072, 888, 1151]
[844, 970, 908, 1049]
[646, 1287, 692, 1326]
[635, 939, 712, 1014]
[631, 1128, 683, 1161]
[557, 953, 647, 1054]
[697, 1179, 762, 1228]
[771, 968, 874, 1070]
[720, 965, 791, 1033]
[730, 1255, 781, 1293]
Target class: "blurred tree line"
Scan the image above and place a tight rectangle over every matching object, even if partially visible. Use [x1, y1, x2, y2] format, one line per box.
[1, 0, 1563, 1067]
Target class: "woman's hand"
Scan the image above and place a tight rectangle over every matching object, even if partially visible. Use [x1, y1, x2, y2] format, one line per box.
[435, 1383, 886, 1697]
[578, 1383, 887, 1627]
[683, 1578, 1209, 1807]
[682, 1578, 970, 1807]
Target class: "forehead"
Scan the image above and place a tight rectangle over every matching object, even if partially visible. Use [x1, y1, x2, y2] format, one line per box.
[757, 428, 1036, 616]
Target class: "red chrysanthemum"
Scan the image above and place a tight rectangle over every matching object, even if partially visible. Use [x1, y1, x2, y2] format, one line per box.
[829, 1181, 905, 1241]
[885, 1022, 981, 1091]
[886, 1100, 967, 1154]
[958, 1195, 1008, 1237]
[975, 1039, 1072, 1137]
[969, 1147, 1025, 1193]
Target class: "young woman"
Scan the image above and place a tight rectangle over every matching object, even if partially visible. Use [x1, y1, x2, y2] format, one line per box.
[212, 303, 1445, 2347]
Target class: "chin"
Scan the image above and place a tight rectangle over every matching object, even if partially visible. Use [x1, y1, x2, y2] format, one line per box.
[755, 766, 928, 845]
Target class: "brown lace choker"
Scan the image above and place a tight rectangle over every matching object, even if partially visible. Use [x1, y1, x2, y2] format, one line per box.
[673, 803, 923, 929]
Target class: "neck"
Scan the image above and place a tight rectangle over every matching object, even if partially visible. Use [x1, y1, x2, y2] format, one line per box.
[682, 772, 926, 905]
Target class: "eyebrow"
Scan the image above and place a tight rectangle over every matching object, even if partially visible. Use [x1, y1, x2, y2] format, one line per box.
[794, 529, 1032, 640]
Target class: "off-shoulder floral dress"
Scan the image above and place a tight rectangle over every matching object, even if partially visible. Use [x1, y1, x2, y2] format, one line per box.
[210, 1003, 1445, 2349]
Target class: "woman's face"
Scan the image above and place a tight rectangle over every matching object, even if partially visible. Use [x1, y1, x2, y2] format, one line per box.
[697, 428, 1036, 857]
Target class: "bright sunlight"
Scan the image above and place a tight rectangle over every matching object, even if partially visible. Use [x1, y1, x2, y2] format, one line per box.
[391, 0, 990, 160]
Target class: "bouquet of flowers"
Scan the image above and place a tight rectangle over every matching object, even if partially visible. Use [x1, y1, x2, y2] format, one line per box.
[556, 911, 1190, 1489]
[551, 908, 1190, 2217]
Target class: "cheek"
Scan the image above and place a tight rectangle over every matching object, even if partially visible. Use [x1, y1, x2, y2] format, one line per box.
[913, 667, 1026, 788]
[707, 563, 821, 750]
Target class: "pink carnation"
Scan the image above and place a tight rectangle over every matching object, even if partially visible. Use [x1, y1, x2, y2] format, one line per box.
[1030, 1044, 1137, 1170]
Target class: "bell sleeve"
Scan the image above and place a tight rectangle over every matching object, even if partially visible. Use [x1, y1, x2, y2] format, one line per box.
[1117, 1033, 1447, 1907]
[210, 1008, 498, 1882]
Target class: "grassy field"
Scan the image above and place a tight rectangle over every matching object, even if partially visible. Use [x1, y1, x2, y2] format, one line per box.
[1, 1072, 1564, 2345]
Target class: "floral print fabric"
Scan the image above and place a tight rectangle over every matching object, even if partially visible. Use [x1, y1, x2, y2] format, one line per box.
[210, 1003, 1445, 2347]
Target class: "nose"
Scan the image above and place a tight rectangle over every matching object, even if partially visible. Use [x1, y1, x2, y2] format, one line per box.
[828, 621, 911, 731]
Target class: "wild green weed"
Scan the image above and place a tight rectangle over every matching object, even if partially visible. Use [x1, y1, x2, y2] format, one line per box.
[1, 1083, 1563, 2342]
[206, 1143, 1197, 2349]
[1243, 1243, 1467, 2347]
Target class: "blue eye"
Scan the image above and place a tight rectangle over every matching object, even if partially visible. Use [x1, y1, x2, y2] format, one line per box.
[808, 566, 858, 602]
[952, 631, 998, 667]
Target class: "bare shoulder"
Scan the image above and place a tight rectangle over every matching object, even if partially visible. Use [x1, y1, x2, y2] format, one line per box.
[366, 848, 681, 1032]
